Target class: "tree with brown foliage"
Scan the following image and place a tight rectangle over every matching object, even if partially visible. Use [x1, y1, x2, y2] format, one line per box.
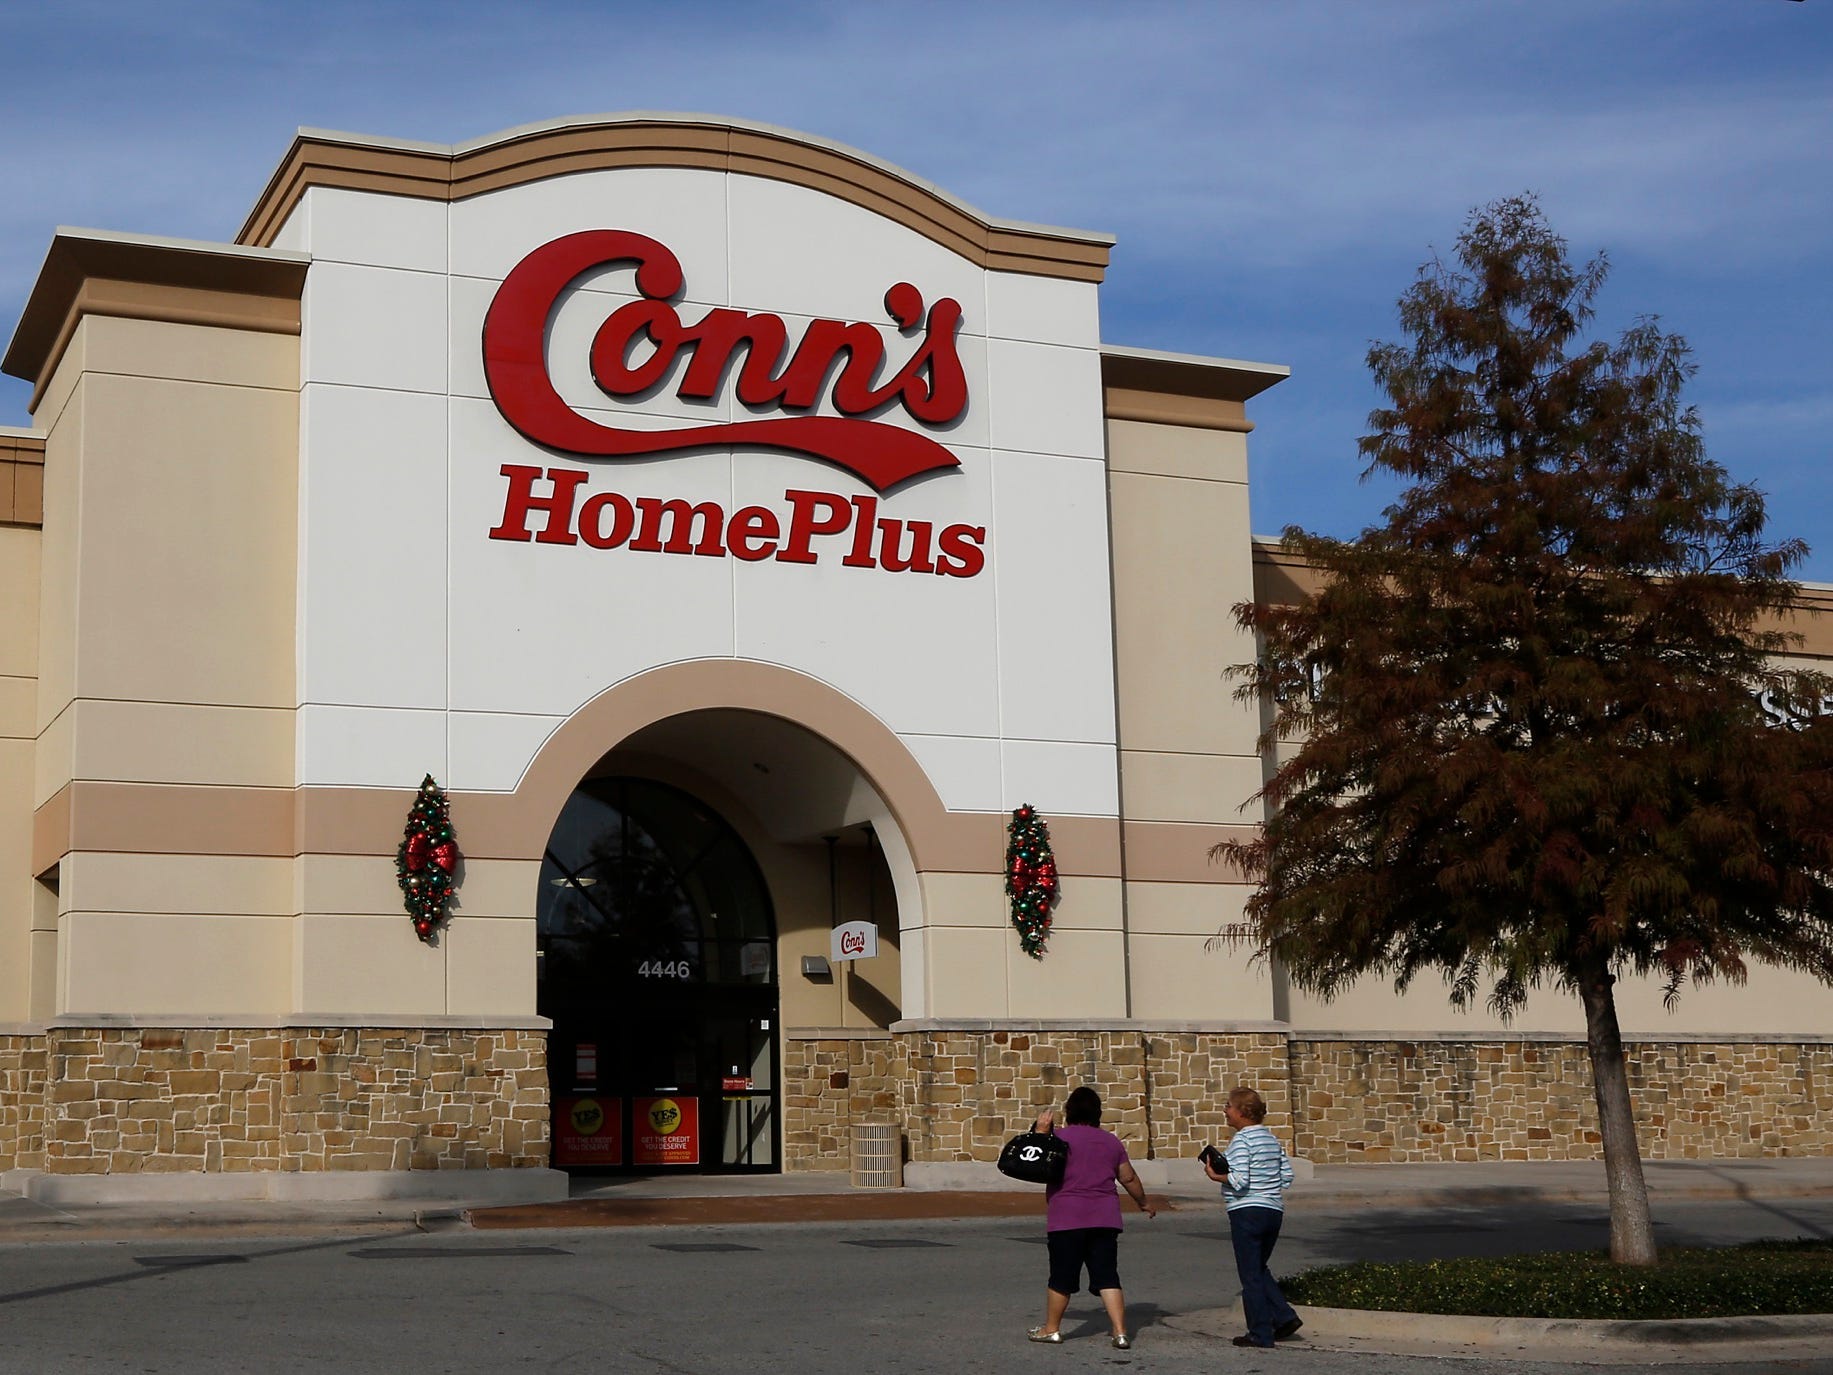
[1218, 195, 1833, 1265]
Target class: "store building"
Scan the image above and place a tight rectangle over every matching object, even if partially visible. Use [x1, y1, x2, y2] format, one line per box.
[1, 116, 1827, 1203]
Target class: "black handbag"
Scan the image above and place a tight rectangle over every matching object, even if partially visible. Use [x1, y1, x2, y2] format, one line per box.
[997, 1128, 1068, 1185]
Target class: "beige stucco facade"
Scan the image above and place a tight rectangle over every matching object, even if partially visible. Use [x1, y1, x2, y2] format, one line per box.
[0, 115, 1827, 1201]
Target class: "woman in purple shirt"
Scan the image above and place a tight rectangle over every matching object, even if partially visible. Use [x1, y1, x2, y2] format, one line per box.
[1026, 1085, 1156, 1349]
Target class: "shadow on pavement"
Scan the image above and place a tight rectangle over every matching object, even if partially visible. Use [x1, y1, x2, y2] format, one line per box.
[0, 1232, 389, 1308]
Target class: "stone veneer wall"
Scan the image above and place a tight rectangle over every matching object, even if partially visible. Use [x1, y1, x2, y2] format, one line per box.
[782, 1030, 905, 1168]
[784, 1028, 1833, 1172]
[1290, 1037, 1833, 1164]
[0, 1033, 48, 1170]
[8, 1025, 1828, 1176]
[32, 1027, 547, 1176]
[782, 1027, 1292, 1170]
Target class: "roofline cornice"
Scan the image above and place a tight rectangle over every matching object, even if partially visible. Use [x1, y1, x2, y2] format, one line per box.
[236, 113, 1114, 282]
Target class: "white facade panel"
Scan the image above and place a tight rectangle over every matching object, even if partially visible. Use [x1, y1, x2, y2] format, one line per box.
[447, 166, 731, 299]
[985, 337, 1105, 460]
[445, 397, 738, 717]
[901, 733, 1003, 814]
[729, 445, 999, 740]
[286, 155, 1117, 817]
[268, 206, 308, 255]
[992, 450, 1117, 744]
[297, 705, 447, 787]
[446, 273, 495, 406]
[984, 270, 1102, 349]
[293, 186, 449, 273]
[1000, 737, 1120, 817]
[447, 709, 564, 793]
[301, 260, 449, 395]
[725, 174, 986, 331]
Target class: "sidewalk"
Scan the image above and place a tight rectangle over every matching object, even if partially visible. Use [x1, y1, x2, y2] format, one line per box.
[2, 1156, 1827, 1241]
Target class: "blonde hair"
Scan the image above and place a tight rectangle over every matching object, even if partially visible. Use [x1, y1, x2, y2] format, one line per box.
[1228, 1086, 1267, 1123]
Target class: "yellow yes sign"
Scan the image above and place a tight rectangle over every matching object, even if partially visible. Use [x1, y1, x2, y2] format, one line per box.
[634, 1095, 699, 1165]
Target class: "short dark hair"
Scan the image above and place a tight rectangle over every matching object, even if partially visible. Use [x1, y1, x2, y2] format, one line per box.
[1064, 1086, 1102, 1127]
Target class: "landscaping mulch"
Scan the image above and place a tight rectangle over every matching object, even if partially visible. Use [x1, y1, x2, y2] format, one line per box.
[1282, 1238, 1833, 1320]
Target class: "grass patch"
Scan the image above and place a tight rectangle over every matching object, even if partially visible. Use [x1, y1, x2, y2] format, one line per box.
[1281, 1238, 1833, 1320]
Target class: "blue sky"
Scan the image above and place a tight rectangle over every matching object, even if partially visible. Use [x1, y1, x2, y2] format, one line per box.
[4, 1, 1829, 575]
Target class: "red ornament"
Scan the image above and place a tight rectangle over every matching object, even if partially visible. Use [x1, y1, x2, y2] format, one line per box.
[404, 832, 431, 872]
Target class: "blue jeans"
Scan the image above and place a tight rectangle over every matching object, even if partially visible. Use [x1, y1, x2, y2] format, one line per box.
[1228, 1205, 1297, 1346]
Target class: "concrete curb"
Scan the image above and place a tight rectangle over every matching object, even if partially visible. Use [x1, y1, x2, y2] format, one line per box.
[1294, 1304, 1833, 1347]
[1274, 1180, 1833, 1211]
[1167, 1303, 1833, 1353]
[13, 1166, 569, 1208]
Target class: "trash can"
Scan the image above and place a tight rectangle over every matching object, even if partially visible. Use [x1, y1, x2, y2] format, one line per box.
[850, 1122, 903, 1189]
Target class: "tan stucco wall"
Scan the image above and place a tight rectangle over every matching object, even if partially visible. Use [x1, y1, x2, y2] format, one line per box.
[0, 523, 40, 1020]
[290, 853, 541, 1018]
[1123, 879, 1270, 1020]
[1104, 414, 1269, 1022]
[1106, 417, 1260, 770]
[33, 385, 78, 801]
[1284, 961, 1833, 1038]
[60, 320, 298, 709]
[31, 314, 299, 1020]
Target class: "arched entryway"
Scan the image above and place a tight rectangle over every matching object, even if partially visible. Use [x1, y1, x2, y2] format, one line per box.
[507, 661, 954, 1173]
[538, 776, 779, 1173]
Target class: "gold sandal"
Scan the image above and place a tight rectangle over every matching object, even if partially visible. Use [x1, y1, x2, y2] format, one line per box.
[1026, 1328, 1063, 1344]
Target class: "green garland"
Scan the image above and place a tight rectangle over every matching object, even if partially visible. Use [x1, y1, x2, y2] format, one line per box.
[396, 774, 461, 942]
[1005, 803, 1060, 958]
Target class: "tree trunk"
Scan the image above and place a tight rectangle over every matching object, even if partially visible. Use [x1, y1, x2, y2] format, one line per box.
[1576, 954, 1658, 1265]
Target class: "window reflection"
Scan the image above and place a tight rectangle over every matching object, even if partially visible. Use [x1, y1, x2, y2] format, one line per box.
[538, 778, 775, 1001]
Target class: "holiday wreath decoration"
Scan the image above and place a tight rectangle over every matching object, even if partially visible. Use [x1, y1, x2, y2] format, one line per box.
[397, 774, 461, 942]
[1005, 803, 1060, 959]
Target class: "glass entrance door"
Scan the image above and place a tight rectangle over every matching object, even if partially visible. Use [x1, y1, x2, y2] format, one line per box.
[706, 1006, 776, 1170]
[538, 777, 780, 1174]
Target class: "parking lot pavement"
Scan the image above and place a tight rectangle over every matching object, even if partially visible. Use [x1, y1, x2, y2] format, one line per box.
[1, 1156, 1828, 1241]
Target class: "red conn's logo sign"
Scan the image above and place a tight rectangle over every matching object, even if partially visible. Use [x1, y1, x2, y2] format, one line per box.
[481, 230, 985, 576]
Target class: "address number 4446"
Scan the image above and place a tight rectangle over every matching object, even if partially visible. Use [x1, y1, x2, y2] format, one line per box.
[637, 960, 692, 980]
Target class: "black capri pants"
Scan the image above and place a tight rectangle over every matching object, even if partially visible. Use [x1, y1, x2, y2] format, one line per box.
[1046, 1227, 1122, 1295]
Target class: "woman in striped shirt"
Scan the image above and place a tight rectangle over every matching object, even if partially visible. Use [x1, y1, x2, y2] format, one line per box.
[1202, 1085, 1301, 1348]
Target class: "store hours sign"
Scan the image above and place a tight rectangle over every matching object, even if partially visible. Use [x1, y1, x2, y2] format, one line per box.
[482, 229, 987, 577]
